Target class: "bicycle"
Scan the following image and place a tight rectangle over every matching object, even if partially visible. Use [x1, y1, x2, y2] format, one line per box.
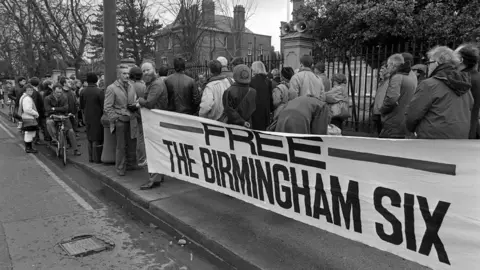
[50, 113, 74, 166]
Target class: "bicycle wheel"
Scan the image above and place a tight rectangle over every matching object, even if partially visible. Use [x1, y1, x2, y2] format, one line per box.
[62, 136, 67, 166]
[57, 131, 64, 158]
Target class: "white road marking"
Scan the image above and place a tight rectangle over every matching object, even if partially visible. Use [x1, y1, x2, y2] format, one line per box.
[18, 143, 94, 211]
[0, 121, 15, 138]
[1, 116, 94, 210]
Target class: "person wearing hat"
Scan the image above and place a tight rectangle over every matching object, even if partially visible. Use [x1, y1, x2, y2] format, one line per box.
[456, 43, 480, 139]
[220, 64, 257, 128]
[217, 56, 233, 78]
[80, 72, 104, 163]
[411, 64, 427, 83]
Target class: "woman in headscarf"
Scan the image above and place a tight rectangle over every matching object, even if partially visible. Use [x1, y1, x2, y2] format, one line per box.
[267, 67, 295, 131]
[19, 84, 40, 153]
[455, 43, 480, 139]
[249, 61, 272, 130]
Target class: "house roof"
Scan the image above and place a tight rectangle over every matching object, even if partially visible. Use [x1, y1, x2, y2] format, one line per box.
[159, 14, 254, 35]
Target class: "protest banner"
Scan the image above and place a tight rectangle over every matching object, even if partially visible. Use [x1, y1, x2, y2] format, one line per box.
[142, 108, 480, 270]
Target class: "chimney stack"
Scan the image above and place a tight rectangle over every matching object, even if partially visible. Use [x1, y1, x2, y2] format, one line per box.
[202, 0, 215, 27]
[233, 5, 245, 32]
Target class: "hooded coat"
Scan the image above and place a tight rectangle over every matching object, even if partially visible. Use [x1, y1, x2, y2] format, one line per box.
[275, 96, 329, 135]
[405, 63, 473, 139]
[378, 64, 417, 138]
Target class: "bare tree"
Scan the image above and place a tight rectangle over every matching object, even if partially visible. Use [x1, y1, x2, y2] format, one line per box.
[30, 0, 94, 73]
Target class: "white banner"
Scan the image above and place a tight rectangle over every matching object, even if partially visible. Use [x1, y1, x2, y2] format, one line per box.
[142, 108, 480, 270]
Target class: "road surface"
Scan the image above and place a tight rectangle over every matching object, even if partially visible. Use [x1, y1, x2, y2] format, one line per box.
[0, 117, 220, 270]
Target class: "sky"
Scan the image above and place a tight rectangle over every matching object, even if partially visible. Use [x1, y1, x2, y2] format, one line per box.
[244, 0, 291, 51]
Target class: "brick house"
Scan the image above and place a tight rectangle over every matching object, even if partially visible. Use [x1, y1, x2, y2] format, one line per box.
[155, 0, 271, 66]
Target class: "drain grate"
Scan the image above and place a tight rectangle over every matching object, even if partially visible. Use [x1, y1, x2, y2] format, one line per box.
[59, 235, 114, 257]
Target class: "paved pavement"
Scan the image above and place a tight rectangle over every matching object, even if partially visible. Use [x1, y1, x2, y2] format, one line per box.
[0, 105, 429, 270]
[0, 115, 221, 270]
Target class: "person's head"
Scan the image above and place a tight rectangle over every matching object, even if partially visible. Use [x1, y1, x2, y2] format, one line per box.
[231, 57, 244, 68]
[217, 56, 228, 69]
[117, 64, 130, 83]
[331, 73, 347, 87]
[173, 57, 186, 72]
[280, 67, 294, 82]
[402, 52, 414, 68]
[300, 55, 314, 69]
[86, 72, 98, 85]
[158, 65, 169, 77]
[83, 81, 88, 87]
[387, 54, 404, 74]
[233, 64, 252, 85]
[74, 79, 82, 88]
[455, 43, 479, 71]
[129, 66, 143, 82]
[251, 61, 267, 76]
[58, 76, 67, 87]
[52, 84, 63, 99]
[43, 79, 53, 89]
[29, 77, 40, 87]
[426, 46, 461, 76]
[69, 74, 76, 81]
[208, 60, 222, 76]
[198, 73, 206, 84]
[24, 84, 34, 96]
[271, 69, 280, 78]
[314, 62, 326, 74]
[141, 61, 157, 83]
[17, 76, 26, 86]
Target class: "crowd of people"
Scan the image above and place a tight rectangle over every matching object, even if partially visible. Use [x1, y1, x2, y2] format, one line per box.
[1, 42, 478, 190]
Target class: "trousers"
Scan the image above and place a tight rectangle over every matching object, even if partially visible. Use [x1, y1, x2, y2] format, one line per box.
[115, 120, 137, 174]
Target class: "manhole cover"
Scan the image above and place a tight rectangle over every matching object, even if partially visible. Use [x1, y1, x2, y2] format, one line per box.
[59, 235, 114, 257]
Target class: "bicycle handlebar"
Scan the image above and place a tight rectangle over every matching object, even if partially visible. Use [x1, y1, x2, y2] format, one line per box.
[50, 113, 75, 120]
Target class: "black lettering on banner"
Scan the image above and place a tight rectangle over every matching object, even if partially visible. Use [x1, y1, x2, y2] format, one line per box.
[211, 150, 223, 188]
[216, 151, 236, 192]
[417, 196, 451, 265]
[330, 176, 362, 233]
[374, 187, 403, 245]
[290, 169, 312, 217]
[272, 164, 292, 210]
[286, 137, 326, 169]
[313, 173, 332, 223]
[199, 147, 215, 184]
[183, 144, 198, 179]
[173, 142, 188, 176]
[231, 154, 253, 197]
[162, 140, 175, 173]
[254, 132, 288, 161]
[248, 158, 259, 199]
[226, 127, 257, 155]
[202, 123, 225, 146]
[255, 160, 275, 205]
[404, 193, 416, 252]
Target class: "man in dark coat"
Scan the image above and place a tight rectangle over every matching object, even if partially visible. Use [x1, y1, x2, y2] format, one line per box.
[164, 57, 200, 114]
[80, 72, 104, 163]
[29, 77, 46, 145]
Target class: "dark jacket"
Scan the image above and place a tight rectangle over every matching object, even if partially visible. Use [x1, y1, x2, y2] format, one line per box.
[467, 69, 480, 139]
[249, 74, 273, 131]
[275, 96, 329, 135]
[31, 88, 45, 118]
[165, 72, 199, 114]
[62, 88, 77, 115]
[9, 85, 24, 107]
[406, 64, 473, 139]
[379, 64, 417, 138]
[44, 94, 69, 117]
[222, 83, 257, 127]
[139, 77, 168, 110]
[80, 84, 104, 141]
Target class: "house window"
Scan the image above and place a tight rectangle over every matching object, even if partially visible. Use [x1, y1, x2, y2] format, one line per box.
[162, 57, 167, 65]
[260, 44, 264, 55]
[168, 37, 172, 50]
[224, 36, 228, 48]
[248, 42, 252, 56]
